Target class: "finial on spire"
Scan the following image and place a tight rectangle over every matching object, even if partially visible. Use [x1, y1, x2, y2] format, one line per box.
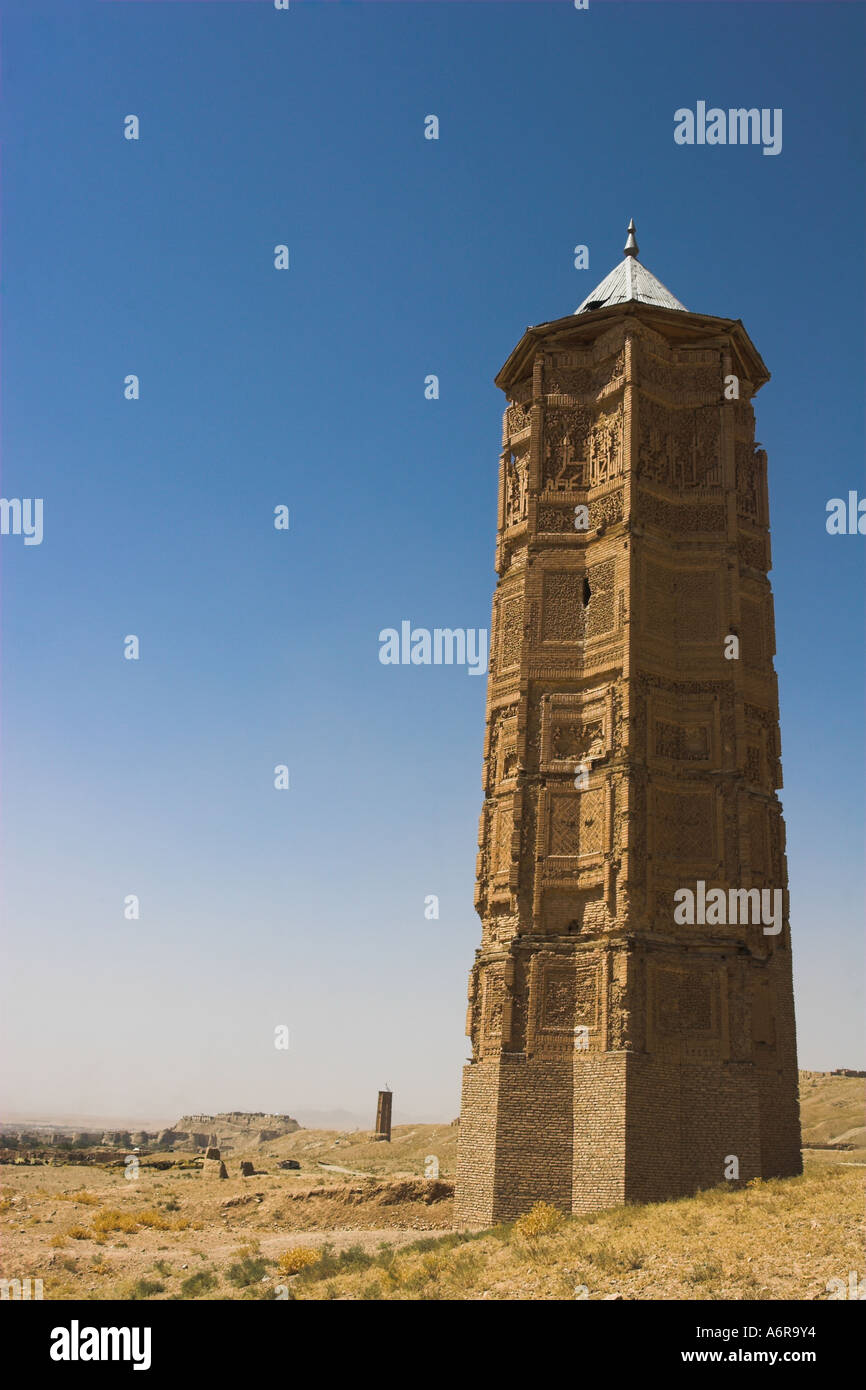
[624, 218, 639, 258]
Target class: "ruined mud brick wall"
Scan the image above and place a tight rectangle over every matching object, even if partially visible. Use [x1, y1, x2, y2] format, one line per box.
[456, 300, 801, 1226]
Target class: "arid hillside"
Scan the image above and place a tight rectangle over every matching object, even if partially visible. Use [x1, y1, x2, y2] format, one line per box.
[799, 1072, 865, 1162]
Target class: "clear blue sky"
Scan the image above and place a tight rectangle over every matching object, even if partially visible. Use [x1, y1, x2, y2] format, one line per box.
[1, 0, 863, 1126]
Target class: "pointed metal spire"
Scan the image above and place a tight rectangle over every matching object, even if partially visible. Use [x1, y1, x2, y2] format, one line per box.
[575, 218, 686, 314]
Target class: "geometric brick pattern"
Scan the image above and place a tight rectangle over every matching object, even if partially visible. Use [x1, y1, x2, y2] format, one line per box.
[456, 285, 801, 1225]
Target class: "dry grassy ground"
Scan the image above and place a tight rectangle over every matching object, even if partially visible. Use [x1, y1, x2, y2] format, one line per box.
[287, 1165, 864, 1301]
[257, 1121, 459, 1176]
[1, 1074, 861, 1301]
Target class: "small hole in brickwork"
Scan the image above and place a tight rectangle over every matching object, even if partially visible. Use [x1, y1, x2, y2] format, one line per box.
[582, 577, 592, 606]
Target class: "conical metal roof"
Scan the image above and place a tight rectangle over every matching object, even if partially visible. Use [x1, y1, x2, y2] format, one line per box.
[575, 220, 686, 314]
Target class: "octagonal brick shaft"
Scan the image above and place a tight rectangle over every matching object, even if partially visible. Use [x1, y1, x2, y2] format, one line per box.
[456, 239, 801, 1225]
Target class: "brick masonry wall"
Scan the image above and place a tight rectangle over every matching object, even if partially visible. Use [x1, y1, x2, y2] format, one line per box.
[492, 1056, 574, 1219]
[572, 1053, 628, 1212]
[457, 1050, 791, 1222]
[457, 300, 802, 1225]
[458, 1053, 630, 1223]
[624, 1056, 761, 1203]
[455, 1061, 500, 1226]
[756, 956, 802, 1178]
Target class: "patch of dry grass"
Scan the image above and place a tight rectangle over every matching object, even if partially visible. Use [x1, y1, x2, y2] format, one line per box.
[277, 1247, 320, 1275]
[288, 1167, 863, 1301]
[47, 1205, 195, 1246]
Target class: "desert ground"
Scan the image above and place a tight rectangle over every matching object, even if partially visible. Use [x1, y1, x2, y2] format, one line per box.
[1, 1073, 862, 1301]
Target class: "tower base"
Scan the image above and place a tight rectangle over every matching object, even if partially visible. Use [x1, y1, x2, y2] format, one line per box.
[455, 1052, 801, 1227]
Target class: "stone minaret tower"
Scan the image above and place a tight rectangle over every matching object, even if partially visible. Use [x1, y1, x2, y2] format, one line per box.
[456, 222, 801, 1224]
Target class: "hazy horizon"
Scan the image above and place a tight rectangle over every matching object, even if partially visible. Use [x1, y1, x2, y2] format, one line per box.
[0, 1104, 453, 1132]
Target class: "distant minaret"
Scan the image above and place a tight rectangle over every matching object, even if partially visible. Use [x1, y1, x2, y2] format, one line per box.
[456, 223, 800, 1224]
[374, 1087, 392, 1142]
